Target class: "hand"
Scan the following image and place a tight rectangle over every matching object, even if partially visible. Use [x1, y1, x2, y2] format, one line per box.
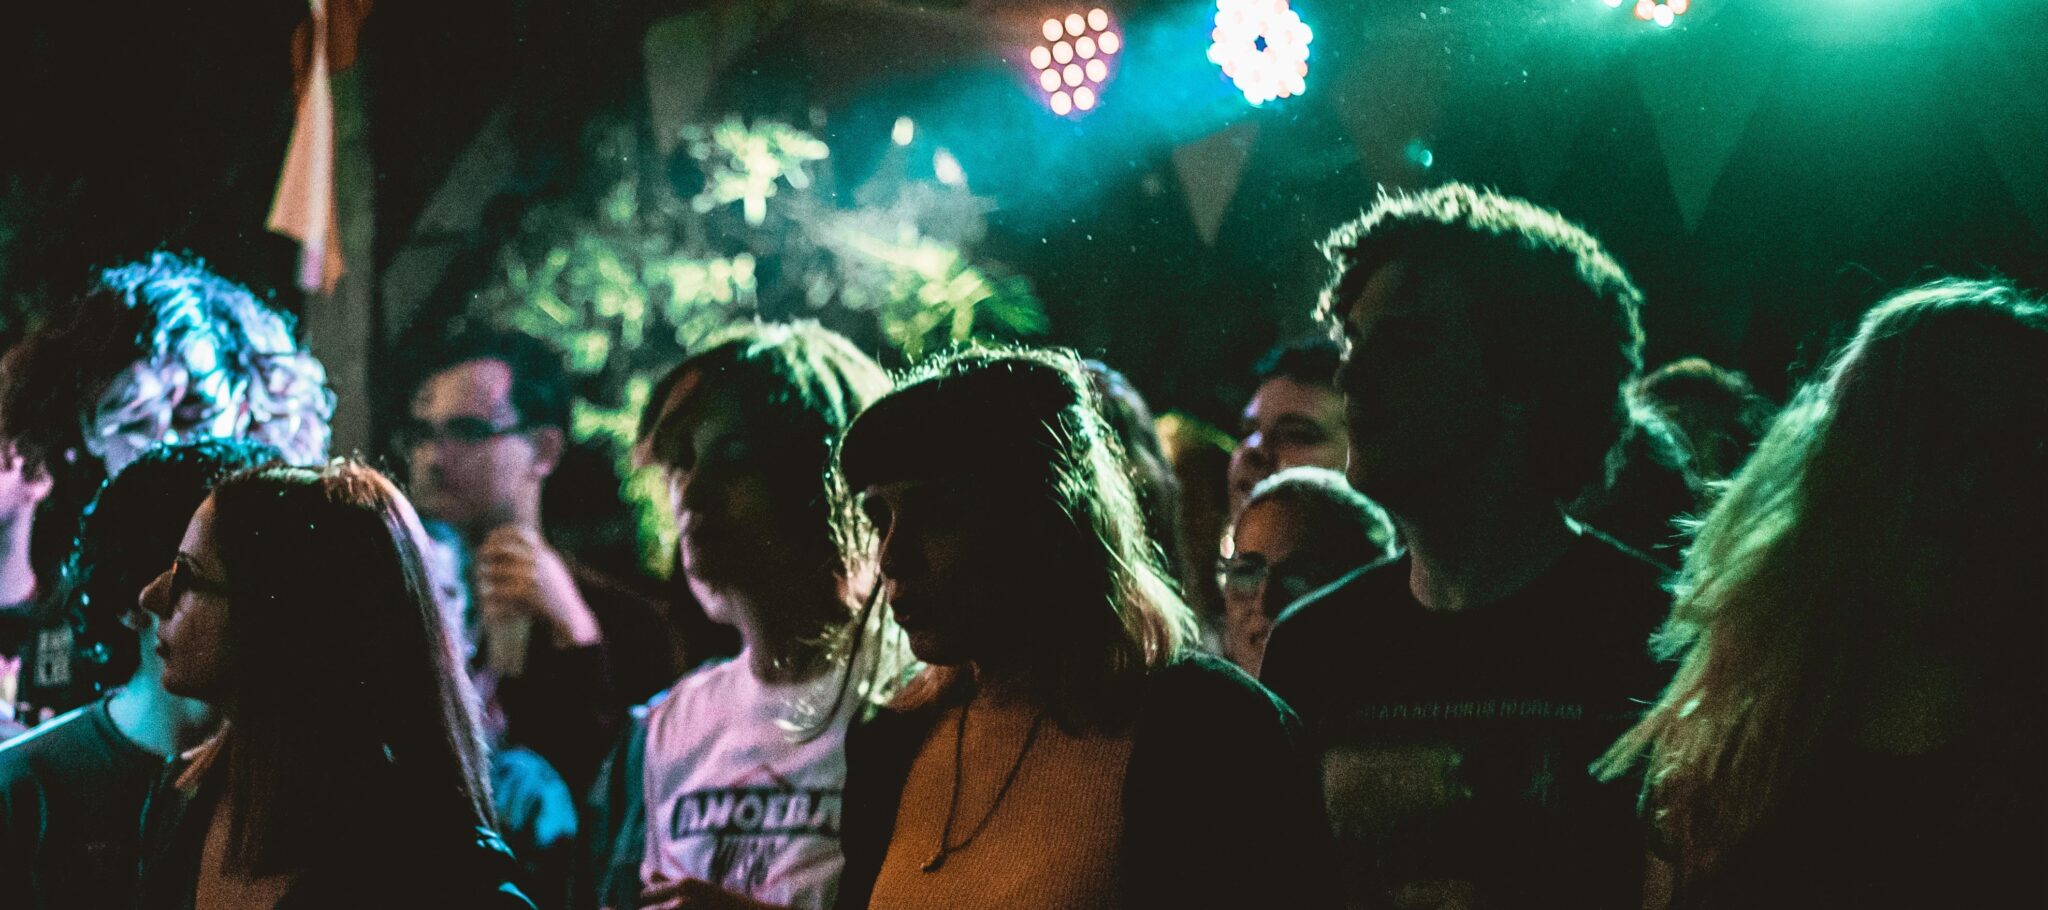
[475, 527, 602, 648]
[637, 877, 787, 910]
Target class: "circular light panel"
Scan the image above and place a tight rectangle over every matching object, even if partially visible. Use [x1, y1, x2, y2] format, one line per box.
[1208, 0, 1313, 106]
[1029, 7, 1120, 117]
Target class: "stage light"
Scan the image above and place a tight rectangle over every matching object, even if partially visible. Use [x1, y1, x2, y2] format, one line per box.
[1621, 0, 1690, 27]
[934, 149, 967, 186]
[1604, 0, 1623, 7]
[892, 117, 915, 146]
[1030, 7, 1120, 117]
[1207, 0, 1312, 106]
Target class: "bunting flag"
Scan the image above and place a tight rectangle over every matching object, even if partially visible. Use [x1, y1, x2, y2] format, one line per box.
[1172, 121, 1260, 247]
[269, 0, 345, 295]
[1634, 28, 1772, 234]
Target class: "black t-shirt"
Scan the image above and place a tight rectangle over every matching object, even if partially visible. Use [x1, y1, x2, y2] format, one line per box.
[1262, 531, 1672, 910]
[0, 696, 167, 910]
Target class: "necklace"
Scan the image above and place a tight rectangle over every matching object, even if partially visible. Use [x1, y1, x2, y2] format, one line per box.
[921, 695, 1046, 872]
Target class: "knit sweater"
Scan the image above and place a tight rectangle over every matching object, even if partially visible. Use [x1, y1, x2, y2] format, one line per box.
[837, 652, 1342, 910]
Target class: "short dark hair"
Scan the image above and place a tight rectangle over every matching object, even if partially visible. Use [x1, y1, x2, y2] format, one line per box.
[1253, 336, 1342, 389]
[1318, 183, 1646, 501]
[63, 438, 282, 692]
[1241, 466, 1395, 567]
[1633, 357, 1775, 482]
[412, 328, 573, 432]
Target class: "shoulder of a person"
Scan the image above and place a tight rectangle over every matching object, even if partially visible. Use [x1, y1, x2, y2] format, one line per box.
[0, 702, 99, 772]
[1144, 652, 1297, 731]
[1565, 528, 1675, 610]
[1272, 550, 1407, 631]
[644, 658, 739, 726]
[327, 826, 536, 910]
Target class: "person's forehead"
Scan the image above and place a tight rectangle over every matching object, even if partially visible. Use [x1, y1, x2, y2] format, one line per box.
[179, 496, 225, 572]
[414, 358, 516, 411]
[1232, 499, 1307, 556]
[1246, 377, 1342, 419]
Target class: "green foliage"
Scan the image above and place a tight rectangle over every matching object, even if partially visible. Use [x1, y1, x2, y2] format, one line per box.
[473, 116, 1045, 571]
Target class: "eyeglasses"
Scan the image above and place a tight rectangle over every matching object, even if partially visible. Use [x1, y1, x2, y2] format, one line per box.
[1216, 554, 1347, 615]
[397, 416, 528, 449]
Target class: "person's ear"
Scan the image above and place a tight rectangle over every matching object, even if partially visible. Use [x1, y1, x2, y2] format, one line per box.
[24, 464, 54, 505]
[528, 426, 566, 478]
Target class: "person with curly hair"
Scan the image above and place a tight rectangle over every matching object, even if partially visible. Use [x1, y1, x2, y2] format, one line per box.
[1261, 184, 1671, 909]
[0, 251, 333, 716]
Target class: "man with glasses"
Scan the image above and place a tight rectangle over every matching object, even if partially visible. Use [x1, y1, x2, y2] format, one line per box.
[403, 328, 676, 793]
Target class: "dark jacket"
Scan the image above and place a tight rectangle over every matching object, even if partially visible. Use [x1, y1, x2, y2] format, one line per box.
[835, 652, 1342, 910]
[135, 761, 536, 910]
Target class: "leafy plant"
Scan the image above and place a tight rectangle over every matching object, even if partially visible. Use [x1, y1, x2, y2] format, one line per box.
[473, 116, 1045, 571]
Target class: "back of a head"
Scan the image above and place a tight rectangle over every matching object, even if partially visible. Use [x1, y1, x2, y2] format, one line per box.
[0, 251, 333, 478]
[414, 326, 573, 432]
[1319, 183, 1645, 502]
[1242, 466, 1395, 566]
[1634, 357, 1774, 482]
[1805, 279, 2048, 597]
[207, 460, 488, 870]
[1608, 278, 2048, 876]
[66, 438, 283, 692]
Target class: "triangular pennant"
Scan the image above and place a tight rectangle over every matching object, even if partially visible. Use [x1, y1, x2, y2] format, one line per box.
[269, 0, 345, 295]
[1633, 29, 1772, 233]
[1172, 120, 1260, 247]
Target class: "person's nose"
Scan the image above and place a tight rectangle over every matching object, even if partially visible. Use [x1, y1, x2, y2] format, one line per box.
[139, 568, 175, 621]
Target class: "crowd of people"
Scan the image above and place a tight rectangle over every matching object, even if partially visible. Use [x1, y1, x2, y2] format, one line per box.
[0, 182, 2040, 909]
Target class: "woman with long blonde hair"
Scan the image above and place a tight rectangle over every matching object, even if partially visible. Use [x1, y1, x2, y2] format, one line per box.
[1599, 278, 2048, 907]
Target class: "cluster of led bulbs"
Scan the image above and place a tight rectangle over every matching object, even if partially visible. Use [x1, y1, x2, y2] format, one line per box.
[1030, 9, 1122, 117]
[1606, 0, 1691, 28]
[1207, 0, 1312, 105]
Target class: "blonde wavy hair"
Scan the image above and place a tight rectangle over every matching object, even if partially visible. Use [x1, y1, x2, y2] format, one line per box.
[1596, 278, 2048, 880]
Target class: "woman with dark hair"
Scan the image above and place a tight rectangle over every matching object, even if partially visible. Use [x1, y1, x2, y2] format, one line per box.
[1598, 279, 2048, 908]
[133, 461, 531, 909]
[610, 321, 911, 910]
[835, 348, 1338, 909]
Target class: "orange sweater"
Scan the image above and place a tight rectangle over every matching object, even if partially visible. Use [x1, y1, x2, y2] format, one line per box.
[866, 697, 1133, 909]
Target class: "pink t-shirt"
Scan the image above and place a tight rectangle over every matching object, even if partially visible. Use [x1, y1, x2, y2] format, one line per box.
[641, 657, 846, 909]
